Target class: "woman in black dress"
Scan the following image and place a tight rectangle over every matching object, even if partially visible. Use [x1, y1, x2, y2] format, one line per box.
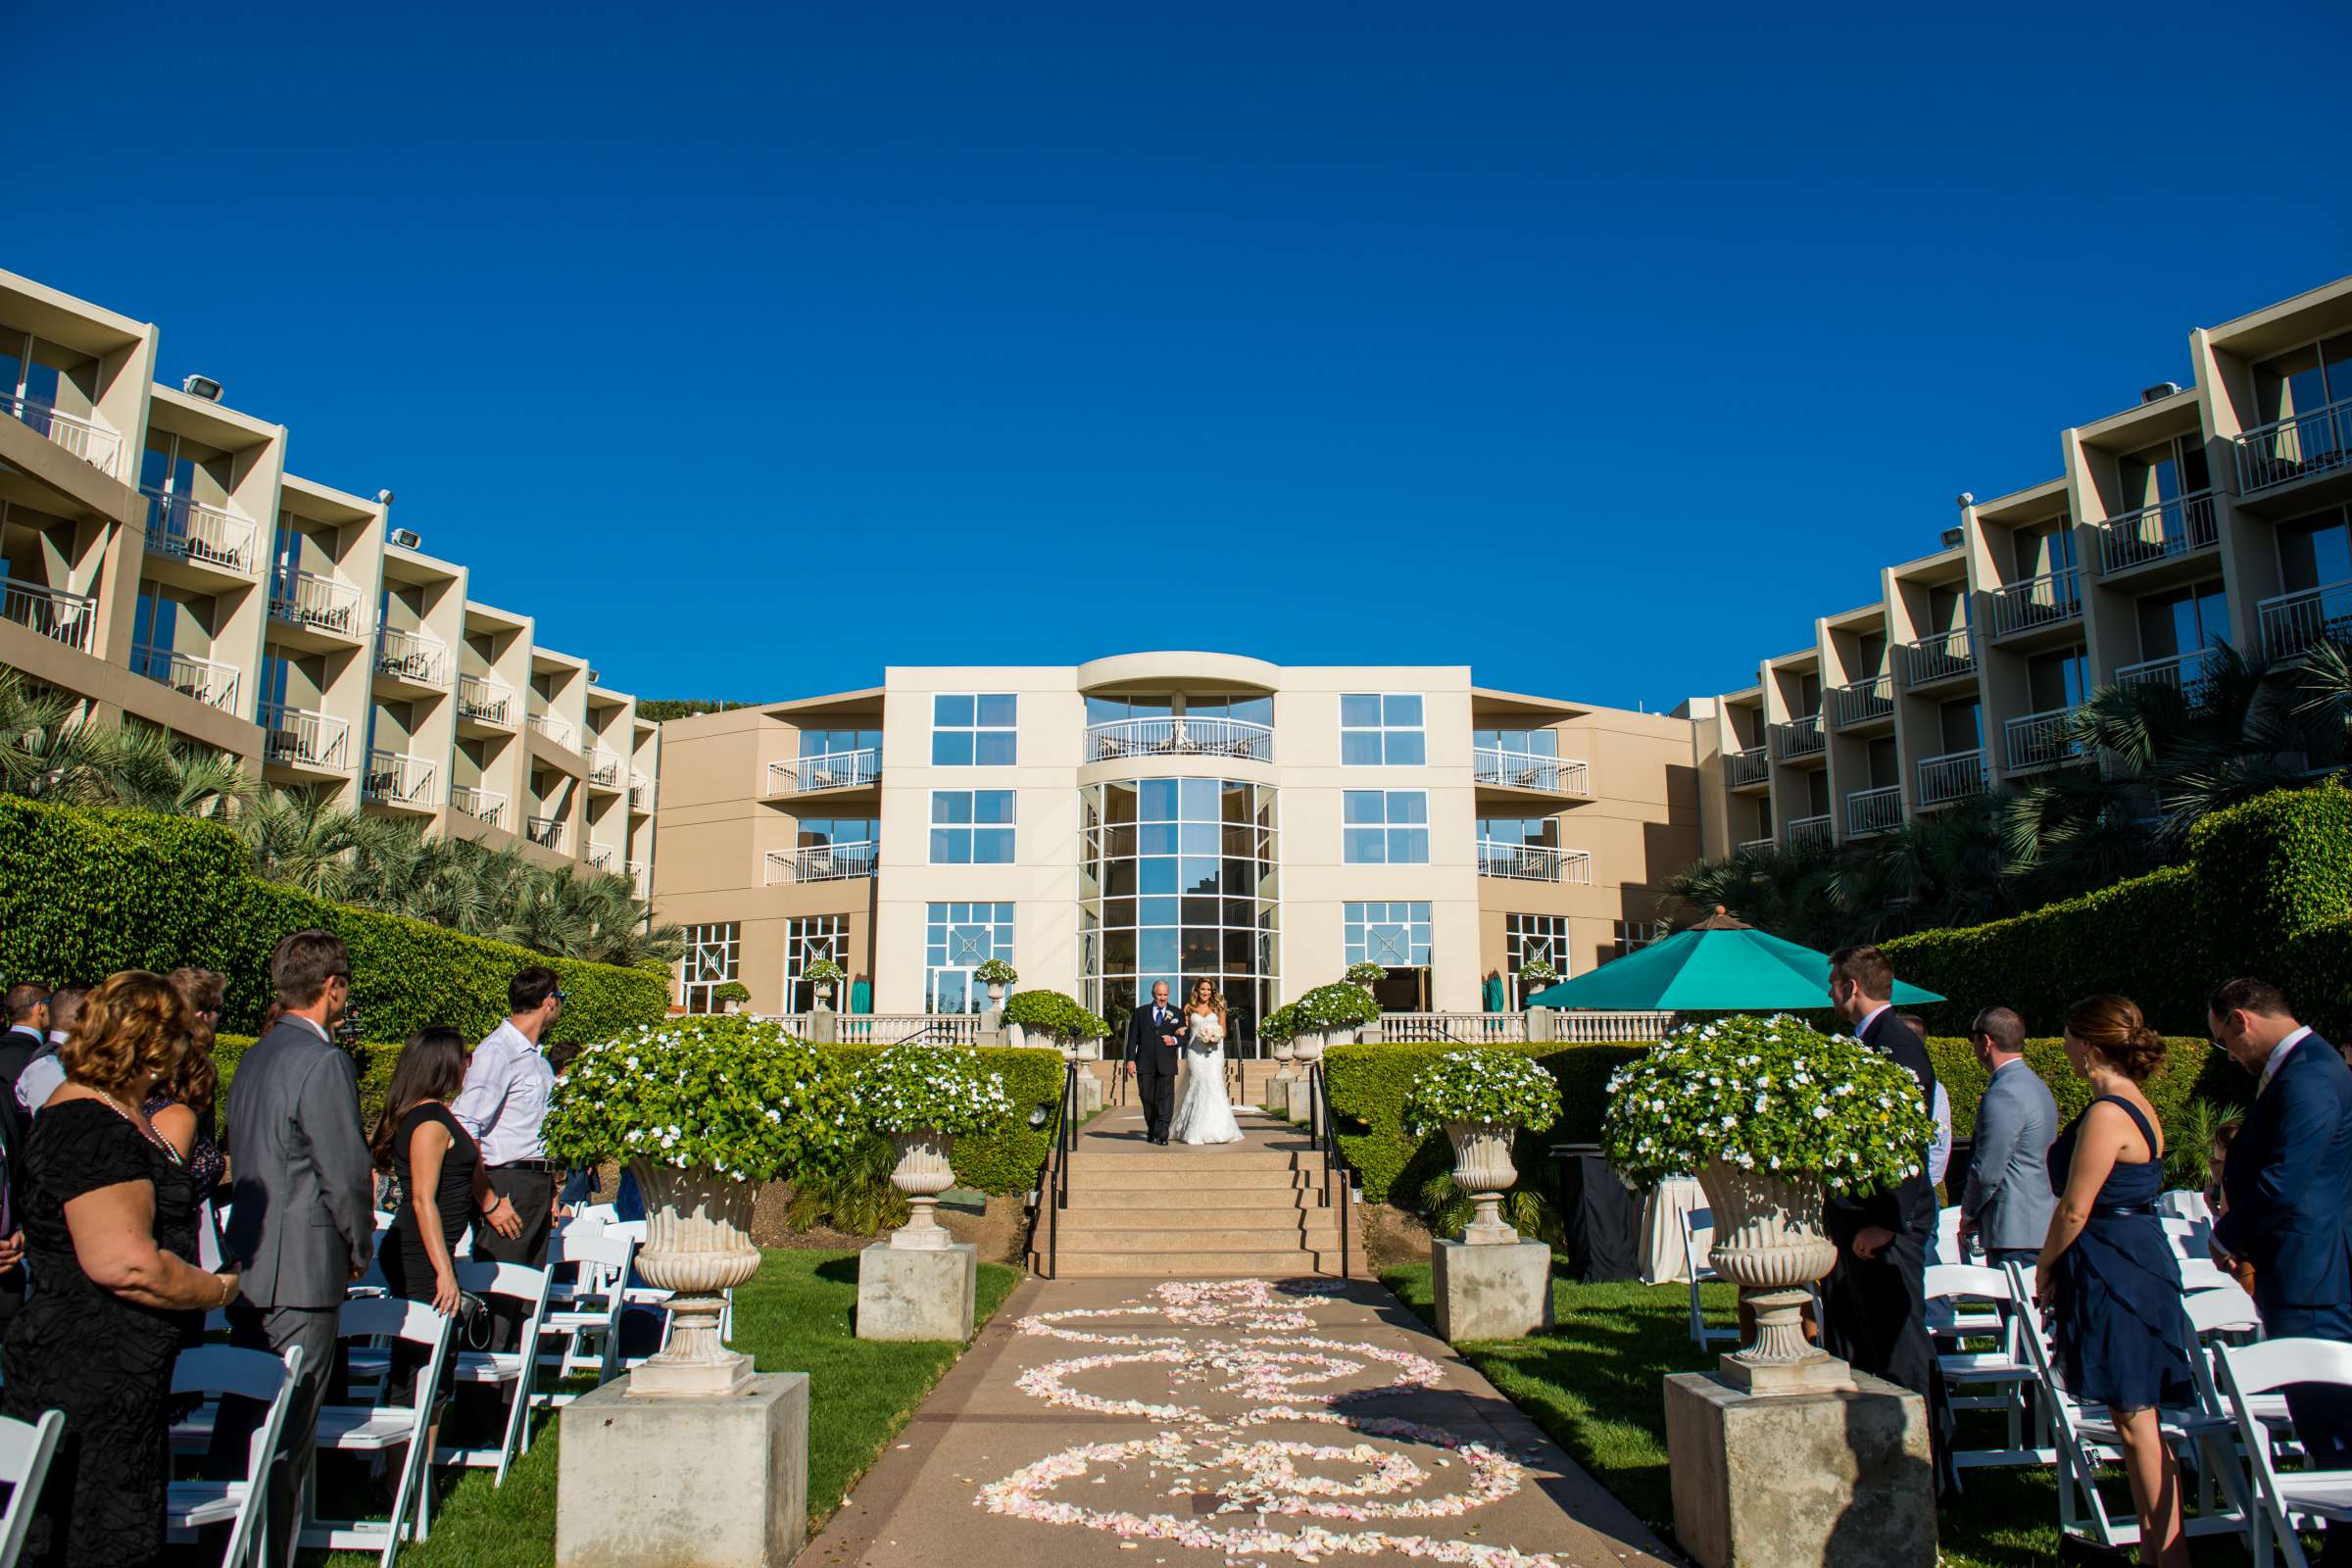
[0, 970, 242, 1567]
[2034, 995, 2193, 1568]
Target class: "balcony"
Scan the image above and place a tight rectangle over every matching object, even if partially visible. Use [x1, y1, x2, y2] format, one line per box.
[259, 704, 350, 771]
[627, 859, 649, 898]
[1770, 714, 1825, 761]
[457, 674, 516, 727]
[1736, 836, 1775, 856]
[1897, 626, 1975, 688]
[451, 786, 507, 829]
[1830, 675, 1894, 729]
[1726, 746, 1769, 789]
[2235, 397, 2352, 496]
[269, 567, 364, 638]
[2094, 491, 2219, 575]
[2118, 647, 2225, 704]
[528, 710, 577, 750]
[1917, 748, 1985, 808]
[629, 770, 654, 811]
[133, 646, 240, 711]
[763, 841, 880, 884]
[588, 840, 616, 871]
[525, 814, 568, 853]
[0, 579, 96, 653]
[767, 747, 881, 796]
[4, 392, 122, 477]
[1846, 784, 1903, 837]
[141, 488, 261, 577]
[1474, 841, 1592, 884]
[2260, 581, 2352, 658]
[364, 750, 437, 808]
[2004, 706, 2087, 773]
[1987, 567, 2082, 641]
[1083, 715, 1273, 764]
[588, 748, 623, 790]
[375, 626, 452, 689]
[1786, 813, 1833, 852]
[1472, 748, 1591, 796]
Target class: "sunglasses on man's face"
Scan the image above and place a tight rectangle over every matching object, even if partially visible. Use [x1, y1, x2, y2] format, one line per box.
[552, 990, 568, 1004]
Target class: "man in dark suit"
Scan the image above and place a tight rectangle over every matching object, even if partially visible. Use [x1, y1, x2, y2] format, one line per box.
[214, 932, 375, 1568]
[1822, 945, 1940, 1401]
[1123, 980, 1184, 1145]
[0, 983, 50, 1337]
[2210, 976, 2352, 1563]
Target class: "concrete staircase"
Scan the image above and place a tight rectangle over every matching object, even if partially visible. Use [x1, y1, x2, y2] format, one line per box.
[1031, 1106, 1361, 1278]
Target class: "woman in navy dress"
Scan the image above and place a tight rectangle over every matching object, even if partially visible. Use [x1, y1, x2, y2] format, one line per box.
[2034, 994, 2193, 1568]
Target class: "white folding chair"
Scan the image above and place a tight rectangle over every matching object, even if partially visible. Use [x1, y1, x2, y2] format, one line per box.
[1680, 1206, 1738, 1348]
[165, 1345, 303, 1568]
[301, 1297, 456, 1567]
[2218, 1338, 2352, 1566]
[537, 1227, 637, 1399]
[2160, 1188, 2215, 1224]
[2161, 1215, 2216, 1262]
[0, 1409, 63, 1568]
[2179, 1256, 2237, 1294]
[437, 1260, 554, 1484]
[1924, 1263, 2049, 1469]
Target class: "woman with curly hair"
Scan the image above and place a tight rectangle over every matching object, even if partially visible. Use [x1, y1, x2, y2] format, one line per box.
[152, 968, 228, 1206]
[1, 970, 241, 1566]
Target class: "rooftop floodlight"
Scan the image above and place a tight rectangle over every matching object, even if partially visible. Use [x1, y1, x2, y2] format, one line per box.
[180, 373, 223, 401]
[375, 488, 396, 505]
[389, 528, 422, 550]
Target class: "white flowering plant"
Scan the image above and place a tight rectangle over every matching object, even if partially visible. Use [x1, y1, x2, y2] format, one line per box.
[801, 956, 845, 988]
[1294, 982, 1382, 1032]
[1517, 956, 1558, 987]
[973, 957, 1019, 986]
[1344, 960, 1388, 989]
[856, 1044, 1017, 1135]
[1601, 1013, 1936, 1191]
[1402, 1050, 1564, 1136]
[543, 1017, 858, 1182]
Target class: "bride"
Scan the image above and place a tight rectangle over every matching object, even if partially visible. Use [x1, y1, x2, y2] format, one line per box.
[1168, 979, 1245, 1146]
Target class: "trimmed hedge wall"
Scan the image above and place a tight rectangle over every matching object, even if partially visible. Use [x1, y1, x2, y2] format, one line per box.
[0, 795, 668, 1043]
[2191, 782, 2352, 982]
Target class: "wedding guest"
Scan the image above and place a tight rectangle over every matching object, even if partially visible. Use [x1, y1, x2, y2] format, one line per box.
[2208, 976, 2352, 1564]
[2, 970, 240, 1566]
[2035, 995, 2192, 1568]
[152, 970, 228, 1204]
[1897, 1012, 1956, 1191]
[454, 967, 564, 1348]
[16, 984, 90, 1120]
[0, 983, 50, 1332]
[1956, 1005, 2056, 1270]
[2205, 1116, 2242, 1218]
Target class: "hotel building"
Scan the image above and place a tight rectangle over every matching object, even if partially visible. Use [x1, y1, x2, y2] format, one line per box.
[650, 655, 1698, 1041]
[0, 268, 658, 885]
[1690, 272, 2352, 858]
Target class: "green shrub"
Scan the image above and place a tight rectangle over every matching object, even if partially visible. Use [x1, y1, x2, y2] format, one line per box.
[1923, 1035, 2243, 1151]
[2190, 780, 2352, 980]
[821, 1045, 1064, 1194]
[2278, 915, 2352, 1044]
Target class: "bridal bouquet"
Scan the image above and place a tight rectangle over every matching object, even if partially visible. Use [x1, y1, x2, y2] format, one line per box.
[1191, 1015, 1226, 1047]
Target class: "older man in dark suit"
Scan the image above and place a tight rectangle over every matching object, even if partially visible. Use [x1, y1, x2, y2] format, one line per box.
[1123, 981, 1184, 1145]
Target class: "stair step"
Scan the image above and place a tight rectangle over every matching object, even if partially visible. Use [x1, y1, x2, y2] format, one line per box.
[1052, 1225, 1342, 1250]
[1069, 1152, 1305, 1173]
[1040, 1250, 1345, 1278]
[1061, 1191, 1328, 1213]
[1065, 1170, 1320, 1194]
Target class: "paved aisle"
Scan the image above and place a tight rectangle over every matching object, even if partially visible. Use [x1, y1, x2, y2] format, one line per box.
[803, 1273, 1681, 1567]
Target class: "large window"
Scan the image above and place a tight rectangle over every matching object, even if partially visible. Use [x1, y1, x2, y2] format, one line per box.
[680, 921, 740, 1013]
[798, 815, 878, 849]
[929, 790, 1014, 863]
[1614, 919, 1664, 956]
[1341, 694, 1425, 765]
[926, 902, 1014, 1014]
[1474, 727, 1558, 758]
[801, 727, 879, 757]
[1079, 777, 1278, 1045]
[1343, 790, 1429, 863]
[784, 916, 849, 1012]
[931, 693, 1016, 765]
[1505, 913, 1568, 1004]
[1344, 902, 1431, 968]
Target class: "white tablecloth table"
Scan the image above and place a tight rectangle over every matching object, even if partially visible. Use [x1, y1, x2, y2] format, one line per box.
[1640, 1175, 1705, 1286]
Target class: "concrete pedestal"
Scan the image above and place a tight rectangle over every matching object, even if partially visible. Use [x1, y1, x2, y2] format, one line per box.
[1074, 1070, 1103, 1116]
[557, 1371, 808, 1568]
[1663, 1369, 1934, 1568]
[1432, 1236, 1554, 1342]
[857, 1240, 977, 1341]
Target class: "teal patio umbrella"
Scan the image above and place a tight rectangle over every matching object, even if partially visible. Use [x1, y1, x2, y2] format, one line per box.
[1521, 907, 1943, 1011]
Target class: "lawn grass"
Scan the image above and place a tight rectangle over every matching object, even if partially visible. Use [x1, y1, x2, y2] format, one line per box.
[315, 1249, 1018, 1566]
[1383, 1262, 2082, 1568]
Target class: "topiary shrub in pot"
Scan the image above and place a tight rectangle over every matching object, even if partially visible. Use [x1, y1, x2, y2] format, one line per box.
[1344, 960, 1387, 990]
[1292, 981, 1383, 1062]
[800, 957, 844, 1009]
[711, 980, 751, 1015]
[1002, 988, 1078, 1054]
[854, 1044, 1015, 1249]
[1403, 1049, 1564, 1245]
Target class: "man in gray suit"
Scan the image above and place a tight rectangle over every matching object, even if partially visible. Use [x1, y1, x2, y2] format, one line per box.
[1956, 1005, 2058, 1269]
[216, 930, 375, 1567]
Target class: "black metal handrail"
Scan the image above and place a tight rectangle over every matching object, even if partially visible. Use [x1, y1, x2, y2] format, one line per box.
[1308, 1061, 1350, 1280]
[1043, 1059, 1080, 1278]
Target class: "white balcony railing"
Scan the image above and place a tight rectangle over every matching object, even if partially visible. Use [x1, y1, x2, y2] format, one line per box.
[835, 1013, 980, 1047]
[2118, 647, 2225, 701]
[134, 646, 240, 710]
[1846, 784, 1903, 836]
[588, 748, 623, 788]
[588, 840, 616, 870]
[1771, 714, 1825, 760]
[1474, 841, 1592, 884]
[1736, 836, 1775, 856]
[1726, 746, 1770, 788]
[1917, 748, 1985, 807]
[259, 704, 351, 770]
[763, 841, 880, 884]
[141, 488, 261, 577]
[1897, 625, 1975, 687]
[457, 674, 515, 726]
[1083, 715, 1274, 764]
[2095, 490, 2220, 574]
[1830, 675, 1894, 728]
[2235, 397, 2352, 494]
[769, 747, 881, 796]
[525, 814, 568, 853]
[4, 393, 122, 476]
[629, 771, 654, 810]
[269, 566, 364, 636]
[2004, 706, 2086, 772]
[1374, 1012, 1531, 1045]
[375, 625, 452, 687]
[0, 579, 96, 653]
[451, 786, 507, 828]
[1786, 813, 1833, 852]
[1987, 566, 2082, 639]
[528, 711, 577, 749]
[626, 859, 648, 897]
[2260, 580, 2352, 658]
[364, 749, 438, 808]
[1472, 748, 1592, 796]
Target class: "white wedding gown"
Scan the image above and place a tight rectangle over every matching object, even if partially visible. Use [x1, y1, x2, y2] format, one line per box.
[1169, 1012, 1244, 1146]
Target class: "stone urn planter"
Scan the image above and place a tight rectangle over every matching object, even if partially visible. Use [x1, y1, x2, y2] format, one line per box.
[1292, 1029, 1327, 1064]
[985, 981, 1006, 1007]
[813, 982, 836, 1009]
[1270, 1035, 1298, 1078]
[887, 1130, 957, 1250]
[624, 1161, 763, 1396]
[1446, 1120, 1521, 1245]
[1694, 1157, 1845, 1390]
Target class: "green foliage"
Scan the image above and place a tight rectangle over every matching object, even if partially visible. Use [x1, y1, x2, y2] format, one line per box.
[1517, 956, 1559, 987]
[711, 981, 752, 1004]
[1402, 1049, 1564, 1135]
[544, 1018, 857, 1180]
[799, 958, 844, 988]
[2278, 915, 2352, 1044]
[1922, 1033, 2242, 1152]
[999, 989, 1107, 1039]
[633, 699, 757, 721]
[1260, 1003, 1299, 1044]
[783, 1133, 910, 1235]
[821, 1045, 1064, 1194]
[973, 957, 1019, 986]
[2191, 779, 2352, 981]
[1344, 961, 1387, 988]
[1418, 1168, 1566, 1245]
[853, 1045, 1015, 1135]
[1295, 982, 1382, 1031]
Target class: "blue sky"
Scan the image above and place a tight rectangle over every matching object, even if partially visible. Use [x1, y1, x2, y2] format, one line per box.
[16, 3, 2350, 710]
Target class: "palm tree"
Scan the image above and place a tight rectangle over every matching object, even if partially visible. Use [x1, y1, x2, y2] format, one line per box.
[235, 787, 397, 902]
[0, 669, 121, 806]
[102, 723, 256, 818]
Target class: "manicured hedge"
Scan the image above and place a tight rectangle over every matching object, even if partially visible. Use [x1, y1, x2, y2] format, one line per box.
[824, 1045, 1065, 1195]
[1923, 1035, 2244, 1145]
[2190, 781, 2352, 982]
[0, 795, 668, 1043]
